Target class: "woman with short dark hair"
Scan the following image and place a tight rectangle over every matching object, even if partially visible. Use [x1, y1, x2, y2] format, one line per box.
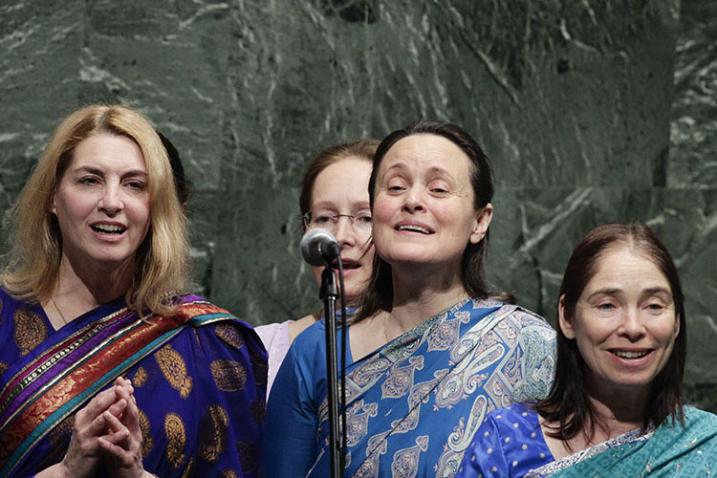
[458, 223, 717, 477]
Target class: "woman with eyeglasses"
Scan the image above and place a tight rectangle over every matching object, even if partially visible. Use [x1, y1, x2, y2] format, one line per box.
[256, 139, 378, 397]
[263, 121, 556, 477]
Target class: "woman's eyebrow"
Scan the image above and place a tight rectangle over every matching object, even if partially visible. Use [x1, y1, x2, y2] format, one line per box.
[72, 166, 104, 175]
[585, 288, 622, 300]
[641, 287, 672, 298]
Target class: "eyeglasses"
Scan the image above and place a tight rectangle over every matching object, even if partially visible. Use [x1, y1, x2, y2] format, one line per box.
[303, 211, 372, 236]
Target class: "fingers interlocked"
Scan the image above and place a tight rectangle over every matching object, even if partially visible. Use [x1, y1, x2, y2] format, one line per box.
[63, 377, 146, 478]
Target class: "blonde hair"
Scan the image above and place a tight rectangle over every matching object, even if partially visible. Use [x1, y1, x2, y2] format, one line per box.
[1, 104, 188, 315]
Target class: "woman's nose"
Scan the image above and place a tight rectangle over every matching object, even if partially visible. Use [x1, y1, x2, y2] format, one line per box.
[620, 308, 647, 340]
[333, 216, 355, 247]
[402, 187, 424, 212]
[98, 184, 123, 215]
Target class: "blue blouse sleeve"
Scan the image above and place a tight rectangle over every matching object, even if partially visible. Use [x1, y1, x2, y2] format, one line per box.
[456, 414, 510, 478]
[458, 404, 555, 478]
[262, 336, 319, 477]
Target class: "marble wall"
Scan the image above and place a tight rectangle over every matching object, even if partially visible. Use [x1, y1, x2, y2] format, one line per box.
[1, 0, 715, 410]
[667, 0, 717, 410]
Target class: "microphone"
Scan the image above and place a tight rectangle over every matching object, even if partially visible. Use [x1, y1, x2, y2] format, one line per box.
[301, 228, 341, 266]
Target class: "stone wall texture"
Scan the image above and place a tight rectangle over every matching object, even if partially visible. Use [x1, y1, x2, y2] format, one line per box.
[1, 0, 715, 410]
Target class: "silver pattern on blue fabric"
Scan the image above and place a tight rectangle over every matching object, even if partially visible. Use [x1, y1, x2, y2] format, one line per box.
[311, 298, 556, 478]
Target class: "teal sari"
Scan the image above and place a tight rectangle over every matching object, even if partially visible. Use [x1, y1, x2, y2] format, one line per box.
[536, 406, 717, 477]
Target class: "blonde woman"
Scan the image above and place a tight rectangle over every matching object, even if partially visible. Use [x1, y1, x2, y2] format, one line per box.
[0, 105, 266, 477]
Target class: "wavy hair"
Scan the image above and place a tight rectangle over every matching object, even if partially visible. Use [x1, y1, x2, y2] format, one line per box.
[1, 104, 188, 315]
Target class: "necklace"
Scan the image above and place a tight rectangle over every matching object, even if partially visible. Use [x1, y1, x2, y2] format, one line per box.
[50, 296, 69, 326]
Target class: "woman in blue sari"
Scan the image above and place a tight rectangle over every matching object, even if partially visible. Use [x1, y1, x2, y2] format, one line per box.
[458, 223, 717, 477]
[256, 139, 378, 397]
[0, 105, 266, 477]
[264, 121, 556, 477]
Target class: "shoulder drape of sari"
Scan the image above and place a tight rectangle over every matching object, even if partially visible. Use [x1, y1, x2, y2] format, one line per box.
[537, 406, 717, 478]
[0, 289, 267, 478]
[295, 298, 556, 478]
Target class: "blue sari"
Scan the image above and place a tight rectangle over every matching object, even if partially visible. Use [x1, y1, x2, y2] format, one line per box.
[264, 298, 556, 477]
[0, 288, 267, 477]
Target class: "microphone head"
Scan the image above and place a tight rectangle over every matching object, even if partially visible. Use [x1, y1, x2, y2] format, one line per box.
[300, 228, 340, 266]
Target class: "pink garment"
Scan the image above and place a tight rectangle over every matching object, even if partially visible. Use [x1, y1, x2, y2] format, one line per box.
[255, 320, 292, 399]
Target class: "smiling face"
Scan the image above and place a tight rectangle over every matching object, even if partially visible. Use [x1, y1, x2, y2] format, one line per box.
[52, 133, 151, 273]
[560, 245, 680, 397]
[307, 156, 375, 303]
[371, 134, 492, 278]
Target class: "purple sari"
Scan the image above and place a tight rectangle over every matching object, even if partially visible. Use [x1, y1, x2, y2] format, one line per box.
[0, 288, 267, 477]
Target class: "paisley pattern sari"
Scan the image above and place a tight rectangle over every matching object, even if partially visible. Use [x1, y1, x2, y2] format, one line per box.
[0, 288, 267, 478]
[265, 298, 556, 478]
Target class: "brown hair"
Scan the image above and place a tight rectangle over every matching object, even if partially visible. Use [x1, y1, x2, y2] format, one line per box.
[536, 223, 686, 442]
[1, 104, 188, 315]
[358, 120, 507, 320]
[299, 139, 380, 219]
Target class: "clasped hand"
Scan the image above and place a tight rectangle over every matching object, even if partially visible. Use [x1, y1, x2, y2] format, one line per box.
[51, 377, 149, 478]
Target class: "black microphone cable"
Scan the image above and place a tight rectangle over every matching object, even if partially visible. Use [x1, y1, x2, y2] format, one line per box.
[336, 256, 348, 474]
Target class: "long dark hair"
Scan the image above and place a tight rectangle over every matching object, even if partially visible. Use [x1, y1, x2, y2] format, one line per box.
[536, 223, 686, 443]
[358, 120, 507, 320]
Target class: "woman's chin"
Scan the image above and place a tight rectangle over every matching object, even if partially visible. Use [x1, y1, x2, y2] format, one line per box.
[341, 282, 365, 305]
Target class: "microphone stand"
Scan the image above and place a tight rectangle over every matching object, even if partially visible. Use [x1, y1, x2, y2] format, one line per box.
[319, 265, 344, 478]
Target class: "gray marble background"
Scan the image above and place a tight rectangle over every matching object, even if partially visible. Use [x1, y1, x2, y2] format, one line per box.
[1, 0, 715, 410]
